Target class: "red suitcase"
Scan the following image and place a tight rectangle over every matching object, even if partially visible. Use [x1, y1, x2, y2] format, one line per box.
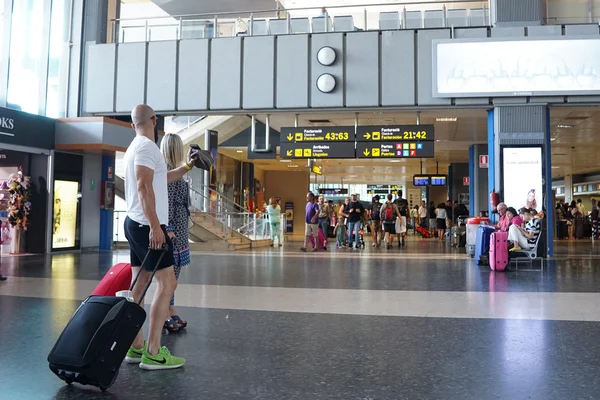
[489, 232, 509, 271]
[91, 263, 132, 296]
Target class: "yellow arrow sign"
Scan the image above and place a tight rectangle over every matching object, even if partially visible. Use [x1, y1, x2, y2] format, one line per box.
[286, 149, 293, 156]
[364, 132, 371, 140]
[363, 149, 370, 156]
[287, 134, 293, 141]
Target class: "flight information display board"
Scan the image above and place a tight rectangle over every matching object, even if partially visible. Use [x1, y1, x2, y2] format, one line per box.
[367, 185, 401, 194]
[356, 125, 435, 142]
[356, 141, 435, 159]
[281, 127, 356, 142]
[278, 125, 435, 160]
[280, 142, 356, 159]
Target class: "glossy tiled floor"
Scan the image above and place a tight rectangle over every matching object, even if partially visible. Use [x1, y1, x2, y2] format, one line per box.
[1, 237, 600, 399]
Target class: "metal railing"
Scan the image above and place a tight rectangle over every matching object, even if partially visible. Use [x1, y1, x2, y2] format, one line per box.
[188, 182, 272, 241]
[111, 0, 491, 43]
[164, 115, 207, 135]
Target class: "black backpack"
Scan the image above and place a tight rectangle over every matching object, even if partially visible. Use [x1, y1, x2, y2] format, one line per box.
[372, 203, 382, 219]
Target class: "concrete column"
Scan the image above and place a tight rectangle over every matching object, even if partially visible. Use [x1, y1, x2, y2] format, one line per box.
[564, 175, 573, 205]
[491, 104, 554, 256]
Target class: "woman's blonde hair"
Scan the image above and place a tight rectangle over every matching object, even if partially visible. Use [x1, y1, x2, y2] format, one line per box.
[160, 133, 185, 170]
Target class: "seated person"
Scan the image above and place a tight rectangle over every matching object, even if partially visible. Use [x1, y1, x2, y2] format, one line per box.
[506, 207, 523, 228]
[495, 203, 510, 232]
[508, 208, 542, 252]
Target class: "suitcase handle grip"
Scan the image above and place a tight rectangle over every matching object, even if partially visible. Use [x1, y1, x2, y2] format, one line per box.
[129, 243, 171, 305]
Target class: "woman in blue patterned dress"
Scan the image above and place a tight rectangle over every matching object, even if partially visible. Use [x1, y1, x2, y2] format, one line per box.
[160, 133, 194, 332]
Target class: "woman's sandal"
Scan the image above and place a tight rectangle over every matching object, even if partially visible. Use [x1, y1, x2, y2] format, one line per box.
[171, 315, 187, 329]
[164, 319, 180, 333]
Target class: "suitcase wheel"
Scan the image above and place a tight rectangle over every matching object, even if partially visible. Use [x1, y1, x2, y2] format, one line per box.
[100, 369, 119, 392]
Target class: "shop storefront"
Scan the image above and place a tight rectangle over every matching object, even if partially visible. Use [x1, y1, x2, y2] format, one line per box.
[0, 107, 55, 254]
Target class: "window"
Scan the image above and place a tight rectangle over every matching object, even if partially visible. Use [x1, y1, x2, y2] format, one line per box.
[6, 0, 45, 114]
[0, 0, 5, 57]
[46, 0, 71, 118]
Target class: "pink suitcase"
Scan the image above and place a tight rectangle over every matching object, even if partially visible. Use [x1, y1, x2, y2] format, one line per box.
[309, 228, 329, 250]
[489, 231, 509, 271]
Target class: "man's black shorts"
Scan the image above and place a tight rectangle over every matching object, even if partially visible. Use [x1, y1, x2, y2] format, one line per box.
[383, 222, 396, 235]
[124, 216, 175, 271]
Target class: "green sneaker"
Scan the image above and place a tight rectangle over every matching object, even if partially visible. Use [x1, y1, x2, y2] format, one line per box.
[139, 346, 185, 371]
[124, 342, 146, 364]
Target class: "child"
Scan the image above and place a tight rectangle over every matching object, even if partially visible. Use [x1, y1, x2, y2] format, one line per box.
[334, 219, 346, 248]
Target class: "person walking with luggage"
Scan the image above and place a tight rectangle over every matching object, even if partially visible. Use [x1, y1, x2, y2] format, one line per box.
[368, 195, 383, 248]
[123, 104, 193, 370]
[266, 197, 283, 247]
[317, 195, 331, 250]
[159, 133, 196, 333]
[300, 192, 319, 252]
[394, 190, 409, 247]
[381, 194, 401, 249]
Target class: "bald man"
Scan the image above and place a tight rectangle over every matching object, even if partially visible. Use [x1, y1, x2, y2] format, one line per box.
[496, 202, 510, 232]
[123, 104, 194, 370]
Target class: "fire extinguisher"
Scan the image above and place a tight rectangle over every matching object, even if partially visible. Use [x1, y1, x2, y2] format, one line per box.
[490, 189, 500, 213]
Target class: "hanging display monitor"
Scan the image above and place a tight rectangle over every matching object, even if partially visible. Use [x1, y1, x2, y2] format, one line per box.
[52, 180, 79, 249]
[502, 147, 543, 212]
[413, 175, 430, 186]
[430, 175, 448, 186]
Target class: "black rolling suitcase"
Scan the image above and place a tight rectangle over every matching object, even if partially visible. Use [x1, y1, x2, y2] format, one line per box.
[47, 248, 167, 391]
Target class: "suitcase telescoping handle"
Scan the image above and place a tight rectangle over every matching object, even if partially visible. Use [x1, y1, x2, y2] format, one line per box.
[128, 243, 171, 305]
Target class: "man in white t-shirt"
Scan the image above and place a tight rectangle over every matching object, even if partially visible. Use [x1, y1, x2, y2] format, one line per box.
[123, 104, 195, 371]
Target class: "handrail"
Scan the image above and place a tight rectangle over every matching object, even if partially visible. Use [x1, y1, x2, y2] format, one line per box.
[112, 0, 488, 22]
[165, 115, 207, 135]
[189, 180, 253, 214]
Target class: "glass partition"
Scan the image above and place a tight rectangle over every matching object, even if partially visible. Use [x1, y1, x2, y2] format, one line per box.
[7, 0, 45, 114]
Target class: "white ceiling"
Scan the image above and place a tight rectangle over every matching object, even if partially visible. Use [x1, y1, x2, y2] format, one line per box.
[218, 107, 600, 184]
